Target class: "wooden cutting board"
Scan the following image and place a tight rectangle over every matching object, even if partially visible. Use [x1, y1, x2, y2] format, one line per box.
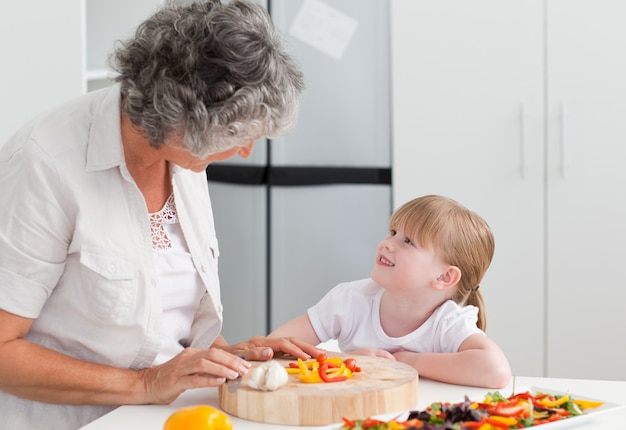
[219, 354, 418, 426]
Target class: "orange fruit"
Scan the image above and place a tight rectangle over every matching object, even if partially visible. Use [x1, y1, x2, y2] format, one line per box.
[163, 405, 233, 430]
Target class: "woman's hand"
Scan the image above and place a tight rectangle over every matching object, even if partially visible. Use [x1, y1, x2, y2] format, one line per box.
[138, 347, 250, 405]
[216, 336, 321, 361]
[139, 336, 321, 405]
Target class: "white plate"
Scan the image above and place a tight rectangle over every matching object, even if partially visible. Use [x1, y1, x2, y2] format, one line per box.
[332, 386, 624, 429]
[495, 386, 623, 429]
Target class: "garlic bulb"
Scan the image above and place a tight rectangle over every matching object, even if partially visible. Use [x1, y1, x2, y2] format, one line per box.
[245, 360, 289, 391]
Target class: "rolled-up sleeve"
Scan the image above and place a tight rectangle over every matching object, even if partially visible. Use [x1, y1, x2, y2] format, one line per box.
[0, 139, 71, 318]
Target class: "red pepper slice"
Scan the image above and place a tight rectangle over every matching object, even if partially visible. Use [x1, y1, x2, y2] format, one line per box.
[510, 391, 534, 400]
[404, 418, 424, 428]
[361, 417, 385, 428]
[341, 417, 356, 428]
[485, 418, 510, 429]
[318, 362, 348, 382]
[494, 403, 526, 417]
[534, 414, 561, 425]
[344, 358, 357, 372]
[463, 418, 487, 428]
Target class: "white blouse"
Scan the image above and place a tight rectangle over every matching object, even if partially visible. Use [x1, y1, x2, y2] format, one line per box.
[150, 194, 205, 365]
[0, 85, 224, 429]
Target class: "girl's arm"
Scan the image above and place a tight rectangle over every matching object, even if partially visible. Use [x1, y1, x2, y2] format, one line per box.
[393, 334, 511, 388]
[348, 348, 395, 360]
[268, 314, 322, 347]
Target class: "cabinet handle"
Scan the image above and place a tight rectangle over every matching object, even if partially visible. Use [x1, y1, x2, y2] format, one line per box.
[560, 104, 567, 179]
[519, 103, 527, 179]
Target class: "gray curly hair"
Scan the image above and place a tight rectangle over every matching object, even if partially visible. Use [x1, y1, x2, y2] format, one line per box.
[109, 0, 305, 158]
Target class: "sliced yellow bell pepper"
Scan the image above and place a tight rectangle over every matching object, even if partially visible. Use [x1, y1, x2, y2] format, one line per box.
[287, 355, 361, 384]
[297, 358, 321, 370]
[489, 415, 518, 426]
[297, 370, 323, 383]
[297, 358, 311, 375]
[540, 395, 569, 408]
[326, 357, 343, 367]
[573, 399, 603, 410]
[386, 421, 405, 430]
[326, 363, 346, 378]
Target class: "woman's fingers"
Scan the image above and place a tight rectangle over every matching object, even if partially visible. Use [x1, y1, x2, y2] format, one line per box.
[140, 339, 320, 404]
[189, 348, 250, 378]
[139, 348, 250, 404]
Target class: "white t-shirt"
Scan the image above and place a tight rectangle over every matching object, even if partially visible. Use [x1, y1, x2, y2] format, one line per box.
[307, 278, 484, 354]
[0, 85, 223, 429]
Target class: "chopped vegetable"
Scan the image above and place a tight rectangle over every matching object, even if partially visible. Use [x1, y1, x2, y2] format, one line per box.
[573, 399, 604, 410]
[337, 390, 604, 429]
[163, 405, 232, 430]
[319, 362, 349, 383]
[286, 354, 361, 384]
[246, 360, 289, 391]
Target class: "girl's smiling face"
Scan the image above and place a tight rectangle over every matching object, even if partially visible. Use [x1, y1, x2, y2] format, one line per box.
[371, 227, 448, 295]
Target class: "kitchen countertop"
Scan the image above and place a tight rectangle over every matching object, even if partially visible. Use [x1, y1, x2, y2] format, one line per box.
[80, 375, 626, 429]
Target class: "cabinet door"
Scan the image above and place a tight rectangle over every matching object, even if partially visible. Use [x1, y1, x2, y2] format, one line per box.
[391, 0, 545, 376]
[546, 0, 626, 380]
[0, 0, 82, 143]
[209, 182, 268, 344]
[270, 0, 390, 167]
[269, 185, 391, 330]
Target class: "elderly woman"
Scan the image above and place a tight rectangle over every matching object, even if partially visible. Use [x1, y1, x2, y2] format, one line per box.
[0, 1, 317, 428]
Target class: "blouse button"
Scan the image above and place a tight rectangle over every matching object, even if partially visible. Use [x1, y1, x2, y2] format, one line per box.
[108, 264, 115, 273]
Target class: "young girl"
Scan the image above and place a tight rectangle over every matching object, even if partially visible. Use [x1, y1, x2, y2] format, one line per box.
[269, 195, 511, 388]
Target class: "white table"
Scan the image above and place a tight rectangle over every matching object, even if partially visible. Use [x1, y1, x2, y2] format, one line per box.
[80, 376, 626, 429]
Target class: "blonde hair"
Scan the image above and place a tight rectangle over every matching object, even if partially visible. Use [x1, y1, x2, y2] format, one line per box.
[389, 195, 495, 331]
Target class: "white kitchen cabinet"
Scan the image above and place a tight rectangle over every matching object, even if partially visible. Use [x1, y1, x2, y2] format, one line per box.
[391, 0, 545, 378]
[545, 0, 626, 380]
[0, 0, 83, 143]
[0, 0, 164, 144]
[392, 0, 626, 380]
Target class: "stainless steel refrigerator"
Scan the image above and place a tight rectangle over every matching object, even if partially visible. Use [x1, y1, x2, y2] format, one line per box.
[208, 0, 391, 343]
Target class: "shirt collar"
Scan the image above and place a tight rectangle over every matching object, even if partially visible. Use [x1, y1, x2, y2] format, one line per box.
[86, 84, 125, 172]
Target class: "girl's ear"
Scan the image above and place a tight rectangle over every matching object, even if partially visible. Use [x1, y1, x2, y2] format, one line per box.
[434, 266, 462, 290]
